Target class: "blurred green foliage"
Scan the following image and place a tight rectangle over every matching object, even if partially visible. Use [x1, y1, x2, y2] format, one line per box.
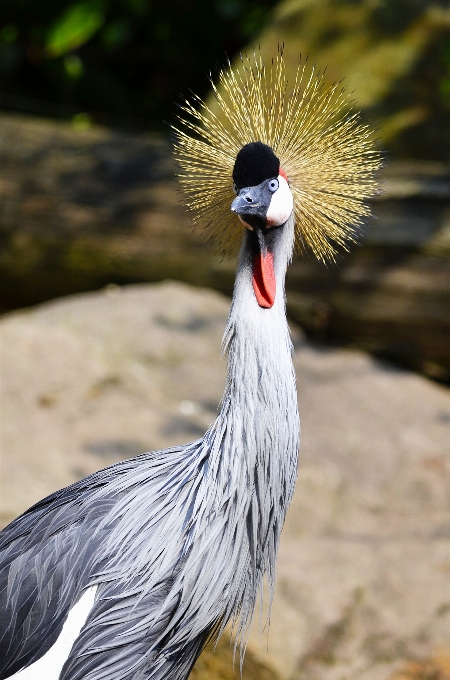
[441, 38, 450, 103]
[0, 0, 276, 130]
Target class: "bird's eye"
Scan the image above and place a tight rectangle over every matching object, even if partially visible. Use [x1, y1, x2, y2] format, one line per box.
[232, 182, 238, 195]
[268, 178, 279, 193]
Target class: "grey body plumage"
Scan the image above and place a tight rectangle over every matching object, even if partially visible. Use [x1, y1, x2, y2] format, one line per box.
[0, 216, 299, 679]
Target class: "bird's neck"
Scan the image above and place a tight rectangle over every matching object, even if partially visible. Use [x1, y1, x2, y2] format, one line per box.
[210, 213, 299, 483]
[198, 214, 299, 632]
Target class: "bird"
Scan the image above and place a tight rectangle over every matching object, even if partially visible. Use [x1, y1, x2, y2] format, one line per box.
[0, 50, 380, 680]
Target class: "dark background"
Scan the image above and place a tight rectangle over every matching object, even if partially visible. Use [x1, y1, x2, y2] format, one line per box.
[0, 0, 277, 130]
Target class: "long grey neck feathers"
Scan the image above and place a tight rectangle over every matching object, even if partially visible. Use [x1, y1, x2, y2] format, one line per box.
[211, 213, 300, 642]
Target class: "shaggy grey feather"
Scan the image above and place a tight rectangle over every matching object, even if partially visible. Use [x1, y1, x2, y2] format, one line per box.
[0, 215, 299, 680]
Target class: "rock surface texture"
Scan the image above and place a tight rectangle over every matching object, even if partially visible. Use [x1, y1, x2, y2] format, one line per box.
[1, 281, 450, 680]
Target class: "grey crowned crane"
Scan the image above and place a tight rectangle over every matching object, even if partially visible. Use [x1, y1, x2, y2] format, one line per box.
[0, 51, 380, 680]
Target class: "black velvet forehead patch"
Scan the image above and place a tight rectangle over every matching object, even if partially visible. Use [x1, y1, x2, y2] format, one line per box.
[232, 142, 280, 190]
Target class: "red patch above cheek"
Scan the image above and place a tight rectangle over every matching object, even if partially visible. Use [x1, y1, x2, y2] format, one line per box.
[279, 168, 288, 181]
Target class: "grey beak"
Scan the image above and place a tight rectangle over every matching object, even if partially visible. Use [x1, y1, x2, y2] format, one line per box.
[231, 184, 270, 222]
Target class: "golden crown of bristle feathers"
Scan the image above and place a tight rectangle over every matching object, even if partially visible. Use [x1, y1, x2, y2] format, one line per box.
[173, 50, 381, 262]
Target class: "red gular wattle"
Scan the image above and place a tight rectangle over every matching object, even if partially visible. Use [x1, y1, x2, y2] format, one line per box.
[252, 252, 276, 308]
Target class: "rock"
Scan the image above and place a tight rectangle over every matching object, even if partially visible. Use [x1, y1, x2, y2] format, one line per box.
[286, 160, 450, 383]
[0, 113, 232, 311]
[1, 281, 450, 679]
[0, 113, 449, 381]
[250, 344, 450, 679]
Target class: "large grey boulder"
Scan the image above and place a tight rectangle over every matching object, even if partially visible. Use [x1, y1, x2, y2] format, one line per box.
[1, 282, 450, 679]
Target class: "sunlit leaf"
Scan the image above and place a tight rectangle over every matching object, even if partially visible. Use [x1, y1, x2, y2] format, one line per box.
[46, 1, 105, 57]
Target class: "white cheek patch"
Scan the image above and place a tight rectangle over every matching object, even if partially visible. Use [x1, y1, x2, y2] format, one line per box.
[266, 175, 294, 227]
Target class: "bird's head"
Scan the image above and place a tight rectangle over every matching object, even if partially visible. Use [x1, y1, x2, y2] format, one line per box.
[173, 51, 381, 312]
[231, 142, 294, 308]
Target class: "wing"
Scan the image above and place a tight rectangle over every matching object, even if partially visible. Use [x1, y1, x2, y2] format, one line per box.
[60, 578, 211, 680]
[0, 457, 137, 678]
[0, 440, 208, 680]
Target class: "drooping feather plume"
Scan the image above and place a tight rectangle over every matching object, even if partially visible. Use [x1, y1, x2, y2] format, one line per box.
[173, 48, 381, 262]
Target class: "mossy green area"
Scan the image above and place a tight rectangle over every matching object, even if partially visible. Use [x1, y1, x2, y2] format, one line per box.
[232, 0, 450, 161]
[191, 637, 279, 680]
